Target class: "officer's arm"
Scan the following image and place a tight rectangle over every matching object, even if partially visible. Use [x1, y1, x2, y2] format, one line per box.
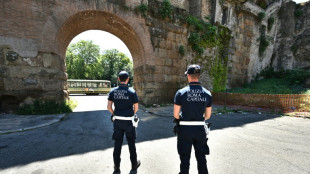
[133, 103, 139, 114]
[174, 104, 181, 119]
[204, 107, 212, 120]
[107, 100, 114, 115]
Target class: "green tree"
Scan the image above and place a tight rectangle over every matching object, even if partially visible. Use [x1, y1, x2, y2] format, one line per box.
[66, 40, 101, 79]
[100, 49, 133, 86]
[66, 41, 133, 84]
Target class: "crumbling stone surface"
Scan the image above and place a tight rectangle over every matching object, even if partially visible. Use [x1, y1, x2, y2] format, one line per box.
[0, 0, 309, 112]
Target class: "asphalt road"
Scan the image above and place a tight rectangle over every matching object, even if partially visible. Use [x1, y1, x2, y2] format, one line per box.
[0, 95, 309, 174]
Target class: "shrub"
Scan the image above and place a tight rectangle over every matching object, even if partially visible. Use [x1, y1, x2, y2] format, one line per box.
[160, 0, 173, 19]
[257, 12, 266, 22]
[17, 99, 77, 115]
[256, 0, 267, 9]
[258, 26, 269, 57]
[228, 68, 310, 94]
[135, 3, 148, 17]
[179, 45, 185, 56]
[267, 17, 275, 31]
[294, 9, 303, 18]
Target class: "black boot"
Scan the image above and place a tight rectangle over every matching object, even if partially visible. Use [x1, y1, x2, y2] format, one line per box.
[113, 166, 120, 174]
[131, 160, 141, 172]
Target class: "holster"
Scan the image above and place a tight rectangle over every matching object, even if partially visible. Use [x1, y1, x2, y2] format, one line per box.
[111, 115, 115, 122]
[132, 114, 139, 128]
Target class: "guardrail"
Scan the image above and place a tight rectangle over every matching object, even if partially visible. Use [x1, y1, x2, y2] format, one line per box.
[212, 92, 310, 114]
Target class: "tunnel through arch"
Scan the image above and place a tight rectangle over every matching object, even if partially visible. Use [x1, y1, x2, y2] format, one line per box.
[51, 10, 154, 104]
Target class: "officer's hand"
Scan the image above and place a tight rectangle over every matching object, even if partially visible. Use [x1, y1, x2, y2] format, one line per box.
[173, 118, 180, 135]
[173, 118, 180, 125]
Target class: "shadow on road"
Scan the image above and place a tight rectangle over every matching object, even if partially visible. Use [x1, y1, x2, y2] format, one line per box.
[0, 109, 279, 169]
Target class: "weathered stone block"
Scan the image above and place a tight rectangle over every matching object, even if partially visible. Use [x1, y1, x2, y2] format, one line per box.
[155, 58, 166, 66]
[165, 59, 173, 66]
[42, 53, 65, 71]
[168, 50, 178, 59]
[163, 75, 172, 82]
[0, 65, 7, 77]
[153, 74, 164, 82]
[41, 90, 67, 101]
[149, 27, 167, 39]
[144, 82, 157, 89]
[154, 48, 167, 58]
[7, 65, 66, 80]
[3, 77, 42, 91]
[167, 32, 176, 42]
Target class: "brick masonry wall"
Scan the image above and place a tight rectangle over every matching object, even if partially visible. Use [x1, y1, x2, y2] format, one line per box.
[0, 0, 193, 111]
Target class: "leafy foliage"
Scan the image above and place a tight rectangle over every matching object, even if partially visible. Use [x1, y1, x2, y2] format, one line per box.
[179, 45, 185, 56]
[257, 12, 266, 22]
[186, 16, 231, 92]
[66, 40, 101, 79]
[208, 26, 231, 92]
[227, 68, 310, 94]
[267, 17, 275, 31]
[66, 40, 133, 86]
[160, 0, 173, 19]
[100, 49, 133, 86]
[135, 2, 148, 17]
[186, 16, 218, 54]
[256, 0, 267, 9]
[258, 26, 269, 57]
[17, 99, 77, 115]
[294, 9, 303, 17]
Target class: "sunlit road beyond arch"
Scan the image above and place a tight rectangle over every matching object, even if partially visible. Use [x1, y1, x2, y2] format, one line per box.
[0, 95, 309, 174]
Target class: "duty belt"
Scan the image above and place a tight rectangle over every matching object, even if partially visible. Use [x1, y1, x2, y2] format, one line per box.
[113, 115, 139, 128]
[179, 121, 205, 126]
[113, 116, 134, 121]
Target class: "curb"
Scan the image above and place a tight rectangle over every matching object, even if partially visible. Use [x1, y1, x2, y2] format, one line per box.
[0, 114, 67, 135]
[139, 105, 173, 117]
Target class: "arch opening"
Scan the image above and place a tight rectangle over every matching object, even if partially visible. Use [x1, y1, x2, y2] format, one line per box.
[55, 10, 150, 103]
[66, 30, 134, 87]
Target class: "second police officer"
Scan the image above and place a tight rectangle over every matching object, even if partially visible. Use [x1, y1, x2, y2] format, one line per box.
[107, 71, 141, 174]
[174, 64, 212, 174]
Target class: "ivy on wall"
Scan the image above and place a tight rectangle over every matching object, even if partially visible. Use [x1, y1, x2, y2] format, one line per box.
[134, 0, 231, 92]
[135, 2, 148, 17]
[186, 16, 231, 92]
[161, 0, 173, 19]
[294, 9, 303, 18]
[267, 17, 275, 31]
[258, 25, 269, 57]
[257, 12, 266, 22]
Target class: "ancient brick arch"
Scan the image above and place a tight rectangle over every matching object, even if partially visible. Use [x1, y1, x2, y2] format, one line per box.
[0, 0, 187, 112]
[50, 10, 154, 68]
[50, 9, 156, 101]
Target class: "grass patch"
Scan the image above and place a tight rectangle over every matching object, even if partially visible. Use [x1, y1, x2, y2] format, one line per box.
[226, 68, 310, 94]
[17, 99, 78, 115]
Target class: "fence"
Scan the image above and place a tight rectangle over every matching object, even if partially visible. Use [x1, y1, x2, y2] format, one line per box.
[212, 92, 310, 114]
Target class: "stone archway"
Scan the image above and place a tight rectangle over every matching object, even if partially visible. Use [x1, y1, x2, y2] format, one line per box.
[0, 0, 188, 111]
[53, 10, 154, 104]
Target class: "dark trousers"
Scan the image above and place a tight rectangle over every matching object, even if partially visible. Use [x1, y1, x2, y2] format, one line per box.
[177, 126, 209, 174]
[112, 120, 137, 168]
